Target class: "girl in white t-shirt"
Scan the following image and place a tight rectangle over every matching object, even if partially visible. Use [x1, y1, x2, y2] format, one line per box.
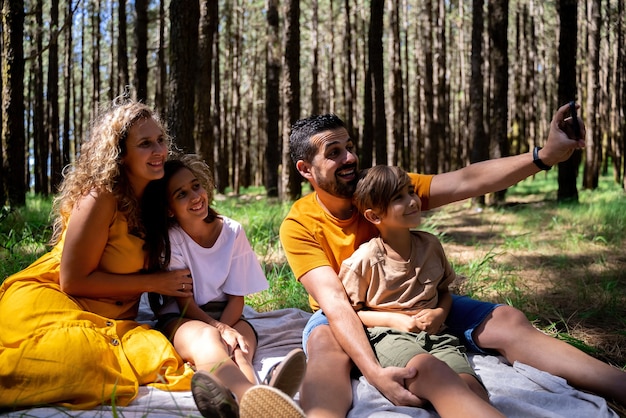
[142, 154, 305, 418]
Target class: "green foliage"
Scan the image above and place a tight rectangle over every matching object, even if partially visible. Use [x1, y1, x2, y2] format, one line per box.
[211, 188, 311, 311]
[0, 195, 53, 281]
[3, 178, 625, 368]
[427, 168, 626, 368]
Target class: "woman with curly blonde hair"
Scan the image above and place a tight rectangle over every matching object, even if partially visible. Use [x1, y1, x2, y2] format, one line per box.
[0, 98, 196, 410]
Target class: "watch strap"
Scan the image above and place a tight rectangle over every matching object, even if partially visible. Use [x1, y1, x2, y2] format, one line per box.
[533, 146, 552, 171]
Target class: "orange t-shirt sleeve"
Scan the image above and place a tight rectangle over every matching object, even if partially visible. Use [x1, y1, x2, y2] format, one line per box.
[409, 173, 434, 210]
[279, 216, 331, 282]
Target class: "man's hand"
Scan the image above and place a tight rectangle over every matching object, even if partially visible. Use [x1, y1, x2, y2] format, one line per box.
[541, 102, 586, 167]
[367, 366, 424, 407]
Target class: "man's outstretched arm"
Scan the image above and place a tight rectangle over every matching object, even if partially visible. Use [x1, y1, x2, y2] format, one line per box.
[428, 102, 585, 209]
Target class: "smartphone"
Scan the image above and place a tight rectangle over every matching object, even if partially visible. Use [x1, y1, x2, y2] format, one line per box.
[569, 101, 582, 139]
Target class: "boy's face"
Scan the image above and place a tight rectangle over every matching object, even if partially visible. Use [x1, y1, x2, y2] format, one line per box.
[306, 127, 359, 198]
[376, 183, 422, 229]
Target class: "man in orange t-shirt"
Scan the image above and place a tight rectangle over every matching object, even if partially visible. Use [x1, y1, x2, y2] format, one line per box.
[280, 107, 626, 418]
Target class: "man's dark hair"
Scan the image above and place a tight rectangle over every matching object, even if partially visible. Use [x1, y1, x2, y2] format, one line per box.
[289, 114, 345, 164]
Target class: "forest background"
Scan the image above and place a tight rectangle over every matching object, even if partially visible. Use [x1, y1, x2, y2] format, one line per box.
[1, 2, 626, 413]
[2, 0, 626, 207]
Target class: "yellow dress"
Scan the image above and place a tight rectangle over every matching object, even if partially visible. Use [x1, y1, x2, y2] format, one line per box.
[0, 210, 194, 409]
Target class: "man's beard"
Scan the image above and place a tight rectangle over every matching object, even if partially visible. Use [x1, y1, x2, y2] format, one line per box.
[316, 164, 358, 198]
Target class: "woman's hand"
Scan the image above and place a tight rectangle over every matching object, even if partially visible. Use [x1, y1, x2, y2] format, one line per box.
[150, 268, 193, 297]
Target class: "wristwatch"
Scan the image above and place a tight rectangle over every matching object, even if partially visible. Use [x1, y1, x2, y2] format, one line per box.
[532, 146, 552, 171]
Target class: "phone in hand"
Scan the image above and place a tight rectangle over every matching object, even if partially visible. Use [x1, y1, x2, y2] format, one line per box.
[569, 101, 582, 139]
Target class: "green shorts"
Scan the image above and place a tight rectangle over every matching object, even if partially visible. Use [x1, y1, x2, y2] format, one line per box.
[367, 326, 478, 379]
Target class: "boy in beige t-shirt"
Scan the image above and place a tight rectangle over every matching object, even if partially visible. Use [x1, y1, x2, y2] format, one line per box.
[338, 165, 504, 418]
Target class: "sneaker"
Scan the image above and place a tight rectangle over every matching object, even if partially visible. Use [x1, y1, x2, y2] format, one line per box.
[264, 348, 307, 397]
[239, 385, 305, 418]
[191, 370, 239, 418]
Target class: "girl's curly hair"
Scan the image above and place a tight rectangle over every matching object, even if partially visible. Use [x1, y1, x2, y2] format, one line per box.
[50, 97, 171, 244]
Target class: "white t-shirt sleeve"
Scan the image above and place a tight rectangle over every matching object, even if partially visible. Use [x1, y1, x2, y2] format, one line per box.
[221, 217, 269, 296]
[166, 218, 268, 307]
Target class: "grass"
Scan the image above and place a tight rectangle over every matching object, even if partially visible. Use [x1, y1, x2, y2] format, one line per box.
[429, 168, 626, 373]
[2, 170, 625, 377]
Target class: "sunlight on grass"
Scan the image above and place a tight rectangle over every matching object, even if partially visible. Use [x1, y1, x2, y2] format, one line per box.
[2, 172, 625, 368]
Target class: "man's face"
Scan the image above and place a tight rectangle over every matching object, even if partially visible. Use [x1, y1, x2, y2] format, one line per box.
[308, 128, 359, 198]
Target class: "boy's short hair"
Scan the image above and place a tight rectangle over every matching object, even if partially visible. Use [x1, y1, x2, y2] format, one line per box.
[354, 165, 413, 217]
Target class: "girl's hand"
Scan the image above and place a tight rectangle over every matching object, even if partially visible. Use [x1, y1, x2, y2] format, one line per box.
[217, 324, 249, 355]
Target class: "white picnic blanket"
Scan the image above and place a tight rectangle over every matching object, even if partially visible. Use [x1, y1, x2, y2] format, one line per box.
[1, 303, 619, 418]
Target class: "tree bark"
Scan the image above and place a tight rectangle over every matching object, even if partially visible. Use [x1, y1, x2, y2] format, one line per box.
[91, 0, 101, 118]
[134, 0, 148, 102]
[1, 0, 26, 206]
[154, 0, 166, 115]
[168, 0, 199, 153]
[390, 0, 405, 167]
[117, 0, 129, 94]
[48, 0, 62, 190]
[264, 0, 280, 197]
[33, 0, 48, 195]
[62, 0, 73, 171]
[423, 0, 435, 174]
[371, 0, 387, 165]
[311, 0, 320, 115]
[434, 0, 447, 172]
[470, 0, 487, 206]
[197, 0, 218, 175]
[557, 0, 581, 202]
[488, 0, 509, 203]
[281, 0, 302, 200]
[583, 0, 601, 189]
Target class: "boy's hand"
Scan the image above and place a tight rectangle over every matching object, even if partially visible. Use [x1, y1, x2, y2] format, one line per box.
[413, 308, 446, 334]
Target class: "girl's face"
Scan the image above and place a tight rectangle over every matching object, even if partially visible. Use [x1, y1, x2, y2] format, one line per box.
[167, 167, 209, 225]
[122, 117, 168, 194]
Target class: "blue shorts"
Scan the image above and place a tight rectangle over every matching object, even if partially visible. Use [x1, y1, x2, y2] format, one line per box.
[302, 294, 502, 355]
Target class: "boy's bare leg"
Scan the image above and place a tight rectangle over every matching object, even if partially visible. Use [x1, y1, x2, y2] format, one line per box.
[474, 305, 626, 405]
[459, 373, 490, 403]
[405, 355, 505, 418]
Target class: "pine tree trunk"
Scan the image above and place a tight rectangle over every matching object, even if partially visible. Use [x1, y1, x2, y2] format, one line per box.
[134, 0, 148, 102]
[48, 0, 62, 190]
[197, 0, 218, 176]
[168, 0, 199, 153]
[488, 0, 509, 203]
[264, 0, 280, 197]
[557, 0, 581, 202]
[470, 0, 487, 206]
[62, 0, 73, 170]
[33, 0, 48, 195]
[1, 0, 26, 206]
[583, 0, 601, 189]
[282, 0, 302, 200]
